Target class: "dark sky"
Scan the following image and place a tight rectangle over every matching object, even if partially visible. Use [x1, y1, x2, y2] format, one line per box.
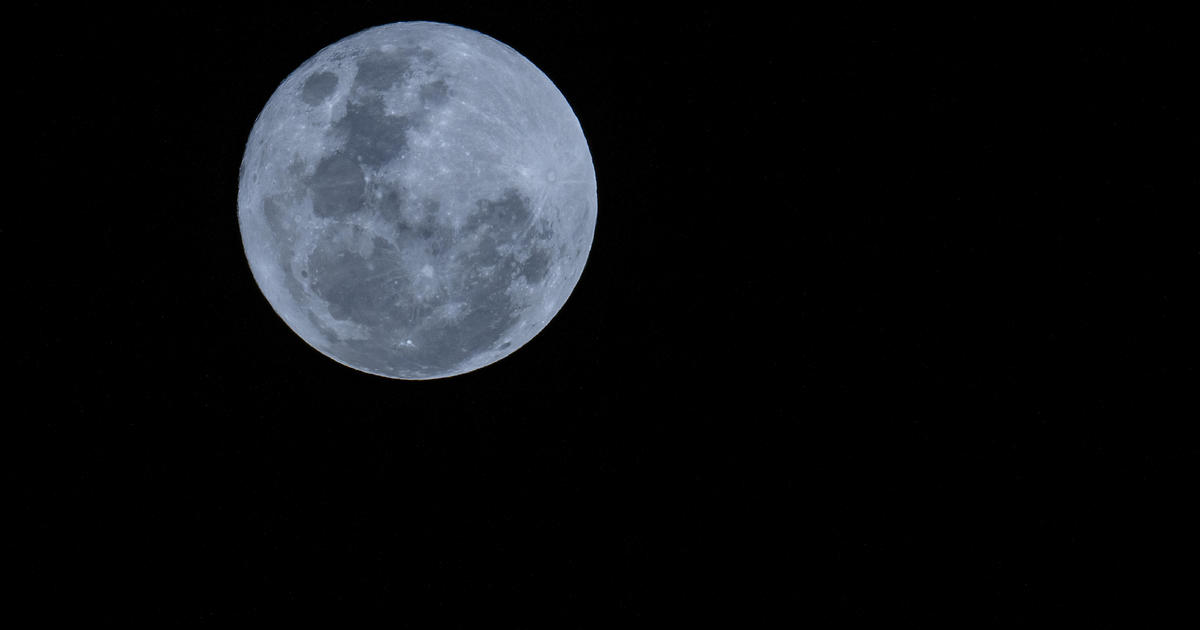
[16, 3, 1197, 625]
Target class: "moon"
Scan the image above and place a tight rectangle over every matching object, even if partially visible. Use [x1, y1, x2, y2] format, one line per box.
[238, 22, 597, 379]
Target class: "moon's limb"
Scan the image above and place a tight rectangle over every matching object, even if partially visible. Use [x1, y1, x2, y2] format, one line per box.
[238, 22, 596, 379]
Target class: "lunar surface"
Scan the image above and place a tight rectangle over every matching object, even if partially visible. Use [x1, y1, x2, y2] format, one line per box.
[238, 22, 597, 379]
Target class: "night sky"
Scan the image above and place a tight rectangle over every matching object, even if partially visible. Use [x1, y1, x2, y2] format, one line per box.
[16, 3, 1197, 625]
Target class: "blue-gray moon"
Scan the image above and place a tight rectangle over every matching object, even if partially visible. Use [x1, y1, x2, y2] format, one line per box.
[237, 22, 597, 379]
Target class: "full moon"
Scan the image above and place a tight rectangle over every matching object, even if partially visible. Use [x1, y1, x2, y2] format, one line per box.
[238, 22, 597, 379]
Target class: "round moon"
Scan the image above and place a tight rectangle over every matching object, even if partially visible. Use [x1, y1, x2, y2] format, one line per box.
[238, 22, 597, 379]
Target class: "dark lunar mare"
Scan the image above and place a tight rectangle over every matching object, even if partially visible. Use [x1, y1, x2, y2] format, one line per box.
[300, 71, 338, 105]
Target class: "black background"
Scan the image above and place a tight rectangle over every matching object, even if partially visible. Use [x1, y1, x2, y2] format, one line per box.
[16, 3, 1197, 625]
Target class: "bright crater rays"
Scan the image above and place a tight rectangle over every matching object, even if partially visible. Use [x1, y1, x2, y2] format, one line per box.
[238, 21, 597, 379]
